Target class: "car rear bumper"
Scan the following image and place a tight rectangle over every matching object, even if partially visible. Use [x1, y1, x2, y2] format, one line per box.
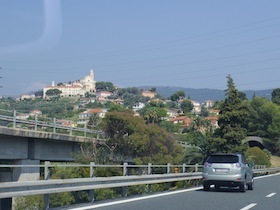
[203, 174, 244, 186]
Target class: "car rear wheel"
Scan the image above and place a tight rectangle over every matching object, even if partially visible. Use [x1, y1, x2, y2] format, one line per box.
[239, 181, 246, 192]
[248, 178, 254, 190]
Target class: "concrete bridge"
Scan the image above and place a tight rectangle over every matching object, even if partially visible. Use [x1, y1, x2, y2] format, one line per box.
[0, 126, 97, 182]
[0, 108, 104, 210]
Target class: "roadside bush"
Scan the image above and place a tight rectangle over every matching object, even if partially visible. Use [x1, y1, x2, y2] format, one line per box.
[245, 147, 271, 166]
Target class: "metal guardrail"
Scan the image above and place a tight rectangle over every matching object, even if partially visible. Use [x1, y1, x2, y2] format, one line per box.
[0, 109, 104, 138]
[1, 163, 280, 200]
[0, 172, 203, 198]
[0, 163, 280, 209]
[0, 162, 201, 199]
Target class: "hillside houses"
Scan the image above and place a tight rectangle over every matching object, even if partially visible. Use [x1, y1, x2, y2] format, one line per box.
[16, 109, 43, 120]
[169, 116, 193, 126]
[141, 90, 156, 98]
[132, 102, 145, 111]
[17, 68, 220, 131]
[78, 108, 107, 124]
[191, 100, 201, 114]
[96, 91, 113, 101]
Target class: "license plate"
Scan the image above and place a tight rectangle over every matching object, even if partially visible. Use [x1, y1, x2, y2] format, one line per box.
[215, 168, 228, 173]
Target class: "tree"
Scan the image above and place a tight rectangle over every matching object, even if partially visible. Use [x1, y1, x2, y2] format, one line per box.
[215, 75, 249, 153]
[159, 121, 180, 133]
[96, 82, 115, 92]
[170, 91, 186, 108]
[45, 89, 62, 97]
[267, 109, 280, 155]
[238, 91, 247, 100]
[99, 111, 183, 164]
[271, 88, 280, 105]
[88, 113, 100, 127]
[176, 91, 186, 98]
[180, 99, 193, 114]
[245, 97, 276, 137]
[170, 93, 180, 102]
[170, 91, 185, 101]
[200, 106, 209, 117]
[143, 107, 167, 124]
[180, 130, 225, 164]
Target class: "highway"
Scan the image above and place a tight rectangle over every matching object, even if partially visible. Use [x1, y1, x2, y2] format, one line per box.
[62, 173, 280, 210]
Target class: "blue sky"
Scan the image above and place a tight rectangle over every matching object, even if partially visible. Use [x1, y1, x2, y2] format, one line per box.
[0, 0, 280, 97]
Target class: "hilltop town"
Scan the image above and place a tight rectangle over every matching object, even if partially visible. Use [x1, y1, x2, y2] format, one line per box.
[14, 69, 220, 130]
[5, 69, 280, 168]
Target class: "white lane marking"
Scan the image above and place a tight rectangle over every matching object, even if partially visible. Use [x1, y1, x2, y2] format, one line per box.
[240, 203, 257, 210]
[266, 192, 276, 197]
[68, 173, 280, 210]
[254, 172, 280, 180]
[68, 186, 203, 210]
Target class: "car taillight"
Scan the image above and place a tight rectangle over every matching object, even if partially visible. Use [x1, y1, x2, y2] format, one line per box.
[232, 163, 241, 168]
[204, 162, 212, 167]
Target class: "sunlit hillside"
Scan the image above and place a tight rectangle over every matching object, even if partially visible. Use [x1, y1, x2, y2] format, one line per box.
[271, 156, 280, 167]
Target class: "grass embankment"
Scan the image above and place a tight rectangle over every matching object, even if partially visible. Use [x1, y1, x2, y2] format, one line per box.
[270, 155, 280, 167]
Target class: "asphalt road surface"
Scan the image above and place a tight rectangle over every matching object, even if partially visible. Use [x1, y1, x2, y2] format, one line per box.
[59, 173, 280, 210]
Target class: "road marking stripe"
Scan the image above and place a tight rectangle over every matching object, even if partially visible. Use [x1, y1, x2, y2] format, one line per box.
[240, 203, 257, 210]
[254, 172, 280, 180]
[68, 186, 203, 210]
[266, 192, 276, 197]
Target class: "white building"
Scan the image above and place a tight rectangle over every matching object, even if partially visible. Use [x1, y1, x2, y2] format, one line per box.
[191, 100, 201, 114]
[80, 69, 96, 92]
[78, 108, 107, 124]
[132, 102, 145, 111]
[43, 69, 96, 98]
[204, 100, 214, 108]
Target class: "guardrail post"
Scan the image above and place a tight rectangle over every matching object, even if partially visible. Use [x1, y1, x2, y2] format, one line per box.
[183, 163, 186, 188]
[122, 162, 128, 197]
[13, 110, 16, 128]
[183, 163, 186, 173]
[35, 115, 38, 131]
[90, 162, 95, 202]
[70, 120, 73, 136]
[84, 122, 87, 137]
[167, 163, 171, 174]
[148, 163, 152, 193]
[53, 118, 56, 134]
[195, 163, 198, 172]
[167, 163, 171, 190]
[44, 161, 51, 210]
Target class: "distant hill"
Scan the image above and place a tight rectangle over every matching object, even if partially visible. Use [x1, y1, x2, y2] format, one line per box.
[139, 86, 273, 103]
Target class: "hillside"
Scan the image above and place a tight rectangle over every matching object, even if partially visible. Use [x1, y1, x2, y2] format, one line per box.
[139, 86, 273, 103]
[271, 156, 280, 167]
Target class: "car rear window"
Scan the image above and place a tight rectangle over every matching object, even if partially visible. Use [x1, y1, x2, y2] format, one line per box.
[206, 155, 239, 163]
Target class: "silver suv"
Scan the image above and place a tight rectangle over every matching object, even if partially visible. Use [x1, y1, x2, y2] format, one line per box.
[202, 153, 254, 192]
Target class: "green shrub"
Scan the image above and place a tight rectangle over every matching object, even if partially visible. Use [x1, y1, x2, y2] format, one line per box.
[245, 147, 271, 166]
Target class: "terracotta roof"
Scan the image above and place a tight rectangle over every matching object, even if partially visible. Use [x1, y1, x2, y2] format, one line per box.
[87, 109, 104, 114]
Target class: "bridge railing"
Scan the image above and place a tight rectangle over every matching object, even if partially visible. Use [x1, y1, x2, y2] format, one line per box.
[0, 109, 104, 138]
[1, 162, 280, 209]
